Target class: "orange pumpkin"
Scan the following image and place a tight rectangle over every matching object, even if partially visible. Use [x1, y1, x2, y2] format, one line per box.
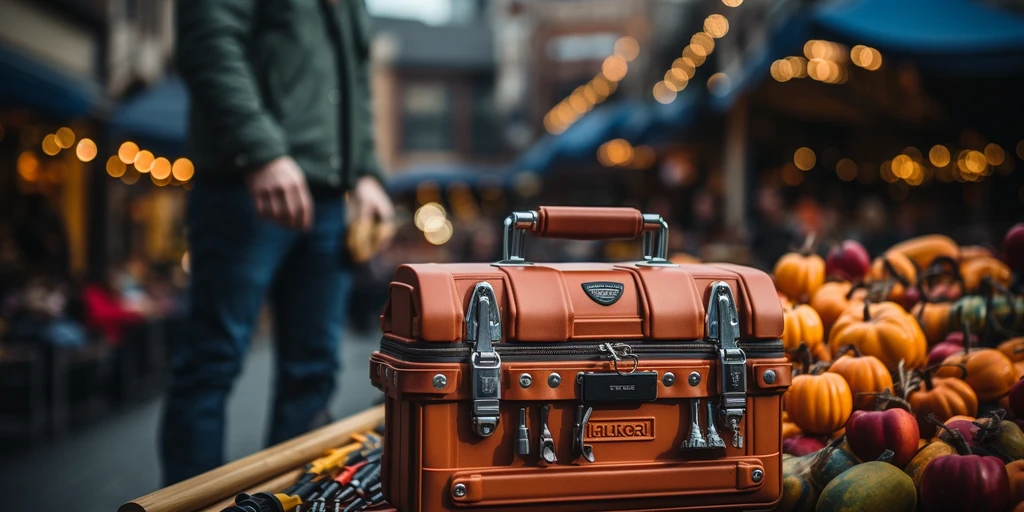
[867, 252, 918, 302]
[1000, 338, 1024, 362]
[782, 304, 825, 354]
[828, 346, 895, 410]
[888, 234, 959, 270]
[911, 301, 953, 346]
[774, 251, 826, 303]
[812, 343, 833, 363]
[810, 281, 867, 336]
[908, 375, 978, 437]
[1008, 460, 1024, 506]
[829, 301, 928, 369]
[785, 372, 853, 435]
[936, 348, 1018, 401]
[960, 256, 1012, 293]
[960, 245, 994, 262]
[782, 411, 802, 439]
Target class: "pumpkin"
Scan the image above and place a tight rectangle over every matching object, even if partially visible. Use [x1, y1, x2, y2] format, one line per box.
[829, 301, 928, 370]
[811, 343, 833, 363]
[967, 411, 1024, 463]
[927, 340, 965, 367]
[785, 372, 853, 435]
[780, 452, 818, 512]
[1008, 459, 1024, 506]
[782, 304, 825, 354]
[937, 348, 1017, 401]
[950, 294, 1024, 337]
[845, 396, 920, 468]
[961, 256, 1013, 293]
[809, 281, 866, 336]
[816, 451, 917, 512]
[827, 346, 894, 410]
[784, 435, 827, 456]
[775, 251, 826, 303]
[911, 301, 953, 346]
[783, 419, 803, 440]
[887, 234, 959, 270]
[923, 421, 1010, 512]
[907, 369, 978, 438]
[867, 252, 918, 302]
[999, 338, 1024, 362]
[960, 245, 994, 262]
[1009, 379, 1024, 420]
[811, 437, 861, 487]
[905, 440, 955, 490]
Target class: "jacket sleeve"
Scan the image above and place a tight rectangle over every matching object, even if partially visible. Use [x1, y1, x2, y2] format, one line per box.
[176, 0, 288, 171]
[355, 57, 385, 185]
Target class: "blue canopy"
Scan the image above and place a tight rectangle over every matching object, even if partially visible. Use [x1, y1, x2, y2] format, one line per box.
[0, 44, 100, 119]
[109, 76, 189, 152]
[385, 163, 509, 194]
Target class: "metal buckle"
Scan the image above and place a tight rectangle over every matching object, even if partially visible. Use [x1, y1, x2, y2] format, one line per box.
[707, 281, 747, 449]
[466, 282, 502, 437]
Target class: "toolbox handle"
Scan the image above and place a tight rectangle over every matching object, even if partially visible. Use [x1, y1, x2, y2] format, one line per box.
[498, 207, 671, 266]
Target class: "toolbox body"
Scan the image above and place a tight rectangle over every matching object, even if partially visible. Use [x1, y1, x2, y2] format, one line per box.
[370, 207, 791, 511]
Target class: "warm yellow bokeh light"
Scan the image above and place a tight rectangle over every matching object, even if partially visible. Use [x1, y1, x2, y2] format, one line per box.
[781, 163, 804, 186]
[172, 158, 195, 181]
[707, 73, 731, 96]
[414, 202, 446, 231]
[601, 55, 628, 82]
[672, 57, 696, 79]
[691, 32, 715, 55]
[929, 145, 951, 167]
[121, 168, 141, 185]
[984, 143, 1005, 166]
[786, 56, 808, 78]
[150, 157, 172, 180]
[963, 150, 987, 174]
[836, 158, 858, 181]
[55, 127, 75, 149]
[652, 81, 677, 104]
[17, 151, 39, 181]
[722, 0, 742, 7]
[152, 173, 173, 187]
[891, 154, 914, 178]
[118, 141, 140, 164]
[794, 147, 816, 171]
[134, 150, 155, 172]
[770, 59, 793, 82]
[76, 138, 98, 162]
[600, 138, 635, 167]
[106, 156, 127, 178]
[42, 134, 61, 156]
[682, 46, 706, 66]
[614, 36, 640, 62]
[424, 219, 454, 245]
[704, 14, 729, 38]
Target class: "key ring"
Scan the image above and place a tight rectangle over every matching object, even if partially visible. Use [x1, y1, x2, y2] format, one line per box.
[599, 343, 639, 376]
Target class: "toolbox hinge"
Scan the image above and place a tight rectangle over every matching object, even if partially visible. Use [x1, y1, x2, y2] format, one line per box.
[707, 281, 747, 449]
[466, 282, 502, 437]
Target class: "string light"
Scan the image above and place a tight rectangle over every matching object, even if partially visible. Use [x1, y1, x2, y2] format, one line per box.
[836, 158, 858, 181]
[707, 73, 731, 96]
[106, 156, 127, 178]
[704, 14, 729, 38]
[794, 147, 816, 170]
[134, 150, 155, 172]
[118, 141, 140, 164]
[151, 157, 172, 180]
[42, 134, 61, 156]
[653, 81, 678, 104]
[613, 36, 640, 62]
[722, 0, 742, 6]
[76, 138, 97, 162]
[544, 38, 636, 135]
[929, 145, 951, 167]
[984, 143, 1005, 166]
[55, 127, 75, 148]
[172, 158, 195, 181]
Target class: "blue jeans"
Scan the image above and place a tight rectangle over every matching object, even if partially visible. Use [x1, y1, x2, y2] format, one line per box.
[159, 179, 351, 485]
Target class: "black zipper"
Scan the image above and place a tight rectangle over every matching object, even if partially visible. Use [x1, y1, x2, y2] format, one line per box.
[379, 338, 784, 362]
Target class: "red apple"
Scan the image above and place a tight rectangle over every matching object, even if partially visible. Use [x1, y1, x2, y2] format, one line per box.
[783, 435, 827, 456]
[928, 341, 965, 366]
[826, 240, 871, 281]
[899, 286, 920, 310]
[1009, 379, 1024, 420]
[1005, 223, 1024, 272]
[846, 408, 920, 468]
[942, 330, 977, 347]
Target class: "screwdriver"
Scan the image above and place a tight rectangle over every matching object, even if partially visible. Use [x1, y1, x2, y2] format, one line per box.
[285, 437, 368, 494]
[331, 463, 381, 503]
[229, 491, 304, 512]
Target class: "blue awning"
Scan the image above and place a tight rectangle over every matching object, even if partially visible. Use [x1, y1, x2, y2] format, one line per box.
[109, 76, 189, 151]
[385, 163, 509, 194]
[0, 44, 100, 119]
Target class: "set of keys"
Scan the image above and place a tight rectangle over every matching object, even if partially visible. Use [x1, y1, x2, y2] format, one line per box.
[681, 398, 742, 450]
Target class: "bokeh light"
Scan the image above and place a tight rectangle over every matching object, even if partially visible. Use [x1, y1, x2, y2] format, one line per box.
[722, 0, 742, 7]
[794, 147, 816, 171]
[836, 158, 858, 181]
[614, 36, 640, 62]
[424, 219, 454, 245]
[601, 55, 628, 82]
[892, 154, 914, 179]
[652, 81, 677, 104]
[929, 145, 950, 167]
[150, 157, 172, 180]
[707, 73, 731, 96]
[414, 202, 446, 231]
[984, 143, 1005, 166]
[118, 141, 140, 164]
[134, 150, 155, 172]
[76, 138, 98, 162]
[781, 163, 804, 186]
[42, 134, 61, 156]
[106, 156, 127, 178]
[17, 151, 39, 181]
[172, 158, 195, 181]
[55, 127, 75, 148]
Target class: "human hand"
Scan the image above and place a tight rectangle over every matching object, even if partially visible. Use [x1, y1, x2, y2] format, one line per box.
[351, 176, 395, 248]
[246, 156, 313, 230]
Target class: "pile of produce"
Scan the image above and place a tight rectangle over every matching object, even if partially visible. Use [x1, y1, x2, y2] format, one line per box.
[776, 224, 1024, 512]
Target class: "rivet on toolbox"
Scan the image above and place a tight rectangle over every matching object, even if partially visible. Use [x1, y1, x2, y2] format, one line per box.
[707, 281, 747, 449]
[465, 282, 503, 437]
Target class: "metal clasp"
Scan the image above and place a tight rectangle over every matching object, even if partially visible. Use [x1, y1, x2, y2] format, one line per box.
[598, 342, 639, 376]
[466, 282, 502, 437]
[707, 281, 747, 449]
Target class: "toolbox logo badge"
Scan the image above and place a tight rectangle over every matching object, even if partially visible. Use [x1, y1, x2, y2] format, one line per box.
[582, 282, 624, 306]
[585, 418, 655, 442]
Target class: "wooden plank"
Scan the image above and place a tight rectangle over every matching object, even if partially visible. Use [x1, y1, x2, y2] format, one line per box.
[118, 404, 385, 512]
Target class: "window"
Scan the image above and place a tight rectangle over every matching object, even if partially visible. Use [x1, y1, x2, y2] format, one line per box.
[401, 82, 453, 152]
[472, 85, 500, 156]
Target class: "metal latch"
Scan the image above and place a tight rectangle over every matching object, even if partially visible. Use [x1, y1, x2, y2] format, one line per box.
[707, 281, 747, 449]
[466, 282, 502, 437]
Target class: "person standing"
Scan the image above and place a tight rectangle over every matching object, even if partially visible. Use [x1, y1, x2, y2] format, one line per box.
[162, 0, 393, 484]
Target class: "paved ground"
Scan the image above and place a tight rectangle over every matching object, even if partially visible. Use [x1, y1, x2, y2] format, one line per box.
[0, 329, 382, 512]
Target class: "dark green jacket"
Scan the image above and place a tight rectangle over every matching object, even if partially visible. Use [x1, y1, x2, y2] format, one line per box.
[176, 0, 382, 189]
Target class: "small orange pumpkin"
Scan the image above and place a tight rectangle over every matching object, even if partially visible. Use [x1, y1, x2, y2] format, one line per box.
[782, 304, 825, 354]
[910, 300, 953, 347]
[812, 343, 833, 363]
[959, 245, 994, 262]
[828, 346, 895, 410]
[936, 348, 1018, 401]
[998, 337, 1024, 362]
[867, 252, 918, 302]
[907, 367, 978, 437]
[887, 234, 959, 270]
[1007, 460, 1024, 506]
[810, 281, 867, 336]
[785, 372, 853, 435]
[829, 301, 928, 369]
[960, 256, 1012, 293]
[774, 251, 826, 303]
[782, 410, 802, 439]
